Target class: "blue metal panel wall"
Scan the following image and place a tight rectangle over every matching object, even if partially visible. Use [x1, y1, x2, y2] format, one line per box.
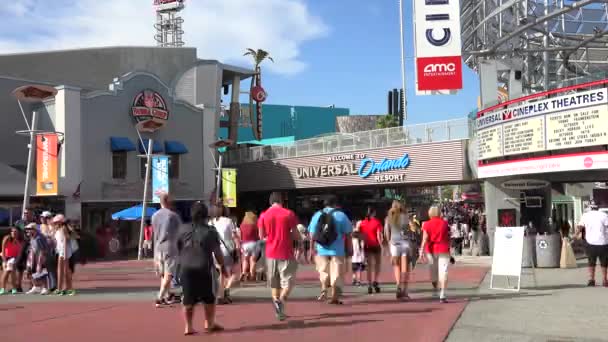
[219, 104, 350, 142]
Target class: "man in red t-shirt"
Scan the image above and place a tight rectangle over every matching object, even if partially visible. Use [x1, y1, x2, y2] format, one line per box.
[258, 192, 301, 321]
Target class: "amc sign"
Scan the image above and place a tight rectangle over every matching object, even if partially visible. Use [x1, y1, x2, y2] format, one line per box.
[414, 0, 463, 92]
[131, 90, 169, 133]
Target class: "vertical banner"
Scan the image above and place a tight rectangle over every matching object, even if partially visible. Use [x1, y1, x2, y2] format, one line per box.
[222, 168, 237, 208]
[36, 134, 59, 196]
[413, 0, 463, 94]
[152, 156, 169, 203]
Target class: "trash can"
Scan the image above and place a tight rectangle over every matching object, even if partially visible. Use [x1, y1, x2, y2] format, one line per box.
[522, 234, 537, 268]
[535, 233, 561, 268]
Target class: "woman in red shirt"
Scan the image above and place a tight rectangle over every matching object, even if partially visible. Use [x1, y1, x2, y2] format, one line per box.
[419, 206, 451, 303]
[1, 227, 23, 295]
[239, 211, 260, 281]
[358, 206, 383, 294]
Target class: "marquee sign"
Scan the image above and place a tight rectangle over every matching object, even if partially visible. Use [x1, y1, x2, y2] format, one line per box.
[131, 90, 169, 133]
[477, 88, 608, 161]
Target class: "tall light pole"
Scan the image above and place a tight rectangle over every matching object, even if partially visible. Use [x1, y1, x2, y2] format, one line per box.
[209, 139, 234, 205]
[11, 85, 58, 218]
[398, 0, 408, 122]
[137, 139, 154, 261]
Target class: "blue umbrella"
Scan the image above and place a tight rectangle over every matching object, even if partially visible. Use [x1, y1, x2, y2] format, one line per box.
[111, 205, 158, 221]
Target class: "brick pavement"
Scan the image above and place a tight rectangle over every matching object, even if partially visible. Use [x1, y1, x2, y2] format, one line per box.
[0, 259, 489, 342]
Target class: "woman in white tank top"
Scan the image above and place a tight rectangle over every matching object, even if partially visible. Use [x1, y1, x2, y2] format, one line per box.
[385, 201, 414, 300]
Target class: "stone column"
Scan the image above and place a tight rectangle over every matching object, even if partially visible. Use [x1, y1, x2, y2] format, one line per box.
[54, 86, 82, 221]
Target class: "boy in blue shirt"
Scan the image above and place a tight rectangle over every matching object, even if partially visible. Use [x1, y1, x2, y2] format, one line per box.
[308, 195, 352, 304]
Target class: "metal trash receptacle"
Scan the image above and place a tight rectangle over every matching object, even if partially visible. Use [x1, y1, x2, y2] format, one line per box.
[535, 233, 561, 268]
[522, 234, 536, 267]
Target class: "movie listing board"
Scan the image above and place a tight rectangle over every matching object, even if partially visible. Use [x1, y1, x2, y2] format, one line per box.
[546, 106, 608, 150]
[477, 88, 608, 160]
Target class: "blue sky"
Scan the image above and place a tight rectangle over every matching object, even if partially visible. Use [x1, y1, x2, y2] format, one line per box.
[0, 0, 480, 124]
[258, 0, 480, 123]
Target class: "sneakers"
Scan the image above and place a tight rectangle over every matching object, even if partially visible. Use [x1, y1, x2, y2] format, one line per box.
[40, 288, 50, 295]
[273, 299, 286, 321]
[587, 279, 596, 287]
[155, 298, 169, 308]
[10, 289, 18, 295]
[26, 287, 41, 295]
[373, 282, 381, 294]
[440, 297, 448, 304]
[65, 290, 77, 296]
[0, 288, 6, 295]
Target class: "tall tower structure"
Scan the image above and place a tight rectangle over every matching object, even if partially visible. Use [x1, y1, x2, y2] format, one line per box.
[153, 0, 185, 47]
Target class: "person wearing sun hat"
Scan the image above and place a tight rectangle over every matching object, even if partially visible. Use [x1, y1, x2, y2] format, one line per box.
[52, 214, 75, 296]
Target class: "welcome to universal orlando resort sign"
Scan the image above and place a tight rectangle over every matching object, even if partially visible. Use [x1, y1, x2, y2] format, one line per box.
[294, 153, 411, 183]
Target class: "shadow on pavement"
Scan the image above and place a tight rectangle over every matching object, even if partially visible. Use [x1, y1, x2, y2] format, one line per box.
[226, 318, 382, 333]
[75, 287, 158, 295]
[523, 283, 589, 291]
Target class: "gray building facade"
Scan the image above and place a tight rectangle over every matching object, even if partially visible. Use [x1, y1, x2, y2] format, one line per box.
[0, 47, 253, 233]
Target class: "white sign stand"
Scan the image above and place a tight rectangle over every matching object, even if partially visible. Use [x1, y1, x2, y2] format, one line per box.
[490, 226, 526, 292]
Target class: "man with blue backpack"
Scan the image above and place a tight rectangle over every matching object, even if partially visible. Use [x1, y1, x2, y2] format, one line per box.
[308, 195, 353, 305]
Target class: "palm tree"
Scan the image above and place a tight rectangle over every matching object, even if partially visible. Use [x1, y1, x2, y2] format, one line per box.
[244, 48, 274, 140]
[376, 114, 399, 129]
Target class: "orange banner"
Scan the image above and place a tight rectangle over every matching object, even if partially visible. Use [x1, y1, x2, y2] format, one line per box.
[36, 134, 58, 196]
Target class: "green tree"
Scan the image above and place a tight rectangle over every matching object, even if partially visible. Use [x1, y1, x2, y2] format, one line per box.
[376, 114, 399, 129]
[243, 48, 274, 140]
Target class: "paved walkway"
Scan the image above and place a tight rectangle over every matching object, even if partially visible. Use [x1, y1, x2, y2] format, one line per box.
[0, 258, 487, 342]
[2, 257, 604, 341]
[447, 260, 608, 342]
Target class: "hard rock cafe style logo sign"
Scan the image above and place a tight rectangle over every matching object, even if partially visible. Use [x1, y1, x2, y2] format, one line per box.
[131, 90, 169, 132]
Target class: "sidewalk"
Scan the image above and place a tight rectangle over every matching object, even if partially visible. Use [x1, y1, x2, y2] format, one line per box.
[447, 260, 608, 342]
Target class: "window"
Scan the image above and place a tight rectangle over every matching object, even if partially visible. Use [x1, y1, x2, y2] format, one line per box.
[112, 152, 127, 179]
[141, 155, 179, 179]
[169, 154, 180, 179]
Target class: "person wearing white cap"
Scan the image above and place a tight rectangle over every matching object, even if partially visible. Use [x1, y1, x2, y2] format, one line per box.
[24, 223, 50, 295]
[39, 212, 52, 237]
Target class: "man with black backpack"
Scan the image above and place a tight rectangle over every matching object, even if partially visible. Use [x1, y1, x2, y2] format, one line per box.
[309, 195, 353, 305]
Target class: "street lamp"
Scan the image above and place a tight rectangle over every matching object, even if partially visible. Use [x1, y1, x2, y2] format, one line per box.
[209, 139, 234, 205]
[136, 139, 166, 261]
[11, 85, 59, 219]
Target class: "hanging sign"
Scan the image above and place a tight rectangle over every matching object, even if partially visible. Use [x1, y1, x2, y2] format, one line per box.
[222, 168, 237, 208]
[131, 90, 169, 133]
[152, 156, 169, 203]
[36, 134, 59, 196]
[413, 0, 463, 93]
[501, 179, 550, 190]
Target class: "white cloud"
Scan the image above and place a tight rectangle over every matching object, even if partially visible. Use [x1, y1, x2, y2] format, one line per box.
[0, 0, 328, 75]
[0, 0, 35, 17]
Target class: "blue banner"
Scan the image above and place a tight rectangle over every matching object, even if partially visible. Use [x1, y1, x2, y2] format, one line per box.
[152, 156, 169, 203]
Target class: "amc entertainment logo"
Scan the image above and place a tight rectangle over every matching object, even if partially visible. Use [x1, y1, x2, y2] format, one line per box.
[131, 90, 169, 133]
[417, 56, 462, 91]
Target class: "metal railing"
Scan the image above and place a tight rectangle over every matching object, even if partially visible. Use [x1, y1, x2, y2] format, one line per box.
[225, 118, 469, 164]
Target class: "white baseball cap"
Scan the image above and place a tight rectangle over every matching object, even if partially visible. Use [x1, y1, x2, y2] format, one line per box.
[41, 211, 53, 218]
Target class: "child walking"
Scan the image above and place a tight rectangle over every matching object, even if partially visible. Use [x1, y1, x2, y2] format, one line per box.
[351, 229, 365, 286]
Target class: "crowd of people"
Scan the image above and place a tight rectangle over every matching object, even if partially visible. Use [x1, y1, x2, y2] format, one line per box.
[0, 208, 81, 296]
[148, 192, 455, 335]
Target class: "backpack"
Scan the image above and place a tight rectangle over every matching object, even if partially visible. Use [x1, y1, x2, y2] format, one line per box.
[313, 209, 339, 247]
[178, 225, 213, 270]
